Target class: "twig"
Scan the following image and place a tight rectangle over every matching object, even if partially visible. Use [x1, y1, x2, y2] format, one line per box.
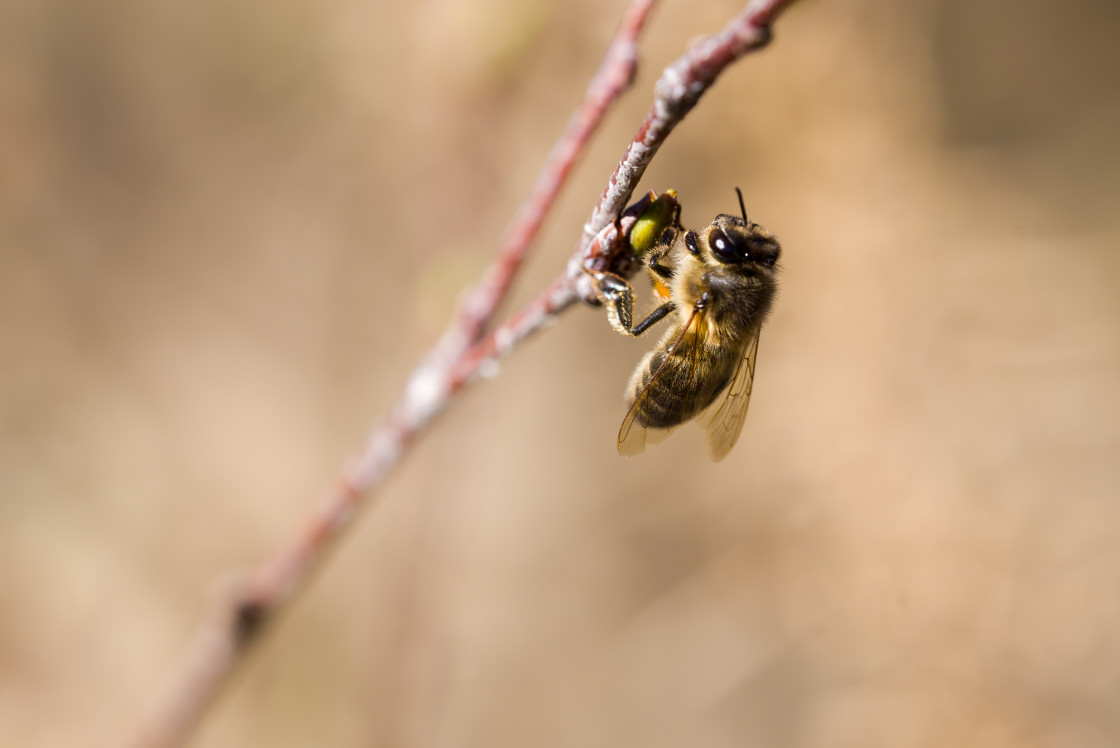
[128, 3, 654, 746]
[128, 1, 797, 746]
[457, 0, 658, 345]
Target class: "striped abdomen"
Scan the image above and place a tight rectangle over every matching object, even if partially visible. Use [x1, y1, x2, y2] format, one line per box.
[626, 336, 738, 429]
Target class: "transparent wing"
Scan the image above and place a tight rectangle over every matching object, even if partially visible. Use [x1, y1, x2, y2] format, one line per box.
[617, 306, 704, 456]
[699, 328, 760, 462]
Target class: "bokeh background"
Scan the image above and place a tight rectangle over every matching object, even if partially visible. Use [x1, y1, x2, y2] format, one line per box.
[2, 0, 1119, 745]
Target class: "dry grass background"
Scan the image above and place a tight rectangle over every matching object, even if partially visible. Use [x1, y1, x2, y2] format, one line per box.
[2, 0, 1119, 746]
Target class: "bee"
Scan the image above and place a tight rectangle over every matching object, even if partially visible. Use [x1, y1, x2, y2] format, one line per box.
[592, 189, 780, 461]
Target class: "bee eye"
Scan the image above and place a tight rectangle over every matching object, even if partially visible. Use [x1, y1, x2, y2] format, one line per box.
[710, 229, 730, 254]
[708, 227, 742, 263]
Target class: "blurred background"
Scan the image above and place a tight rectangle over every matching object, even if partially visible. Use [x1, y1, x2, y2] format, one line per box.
[2, 0, 1119, 745]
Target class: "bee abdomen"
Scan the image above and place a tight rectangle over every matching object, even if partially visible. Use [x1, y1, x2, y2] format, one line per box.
[636, 380, 690, 428]
[629, 349, 712, 429]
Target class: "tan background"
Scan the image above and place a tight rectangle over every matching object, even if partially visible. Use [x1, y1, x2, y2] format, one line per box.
[2, 0, 1119, 746]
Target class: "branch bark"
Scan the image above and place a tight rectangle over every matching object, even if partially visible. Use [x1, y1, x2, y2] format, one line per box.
[128, 1, 799, 746]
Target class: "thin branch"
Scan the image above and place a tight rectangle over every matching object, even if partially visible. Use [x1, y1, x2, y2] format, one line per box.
[128, 1, 798, 746]
[128, 2, 656, 746]
[457, 0, 658, 344]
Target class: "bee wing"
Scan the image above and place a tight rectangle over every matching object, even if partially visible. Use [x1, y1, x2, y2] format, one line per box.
[698, 327, 760, 462]
[617, 306, 705, 456]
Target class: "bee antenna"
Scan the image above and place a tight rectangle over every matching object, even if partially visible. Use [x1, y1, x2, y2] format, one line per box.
[734, 186, 749, 224]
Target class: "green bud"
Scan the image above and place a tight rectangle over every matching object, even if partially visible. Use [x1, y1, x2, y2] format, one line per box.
[629, 189, 679, 256]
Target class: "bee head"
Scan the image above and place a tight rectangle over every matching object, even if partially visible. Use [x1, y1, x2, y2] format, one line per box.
[707, 215, 781, 269]
[704, 187, 780, 268]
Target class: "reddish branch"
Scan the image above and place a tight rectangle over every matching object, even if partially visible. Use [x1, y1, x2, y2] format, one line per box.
[456, 0, 657, 345]
[128, 1, 798, 746]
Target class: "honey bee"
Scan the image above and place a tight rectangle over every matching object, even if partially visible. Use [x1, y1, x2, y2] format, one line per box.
[592, 189, 780, 461]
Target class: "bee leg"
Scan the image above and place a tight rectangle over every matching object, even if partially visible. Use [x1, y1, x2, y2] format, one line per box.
[648, 230, 676, 280]
[595, 272, 638, 335]
[630, 301, 676, 336]
[594, 272, 674, 337]
[684, 229, 701, 256]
